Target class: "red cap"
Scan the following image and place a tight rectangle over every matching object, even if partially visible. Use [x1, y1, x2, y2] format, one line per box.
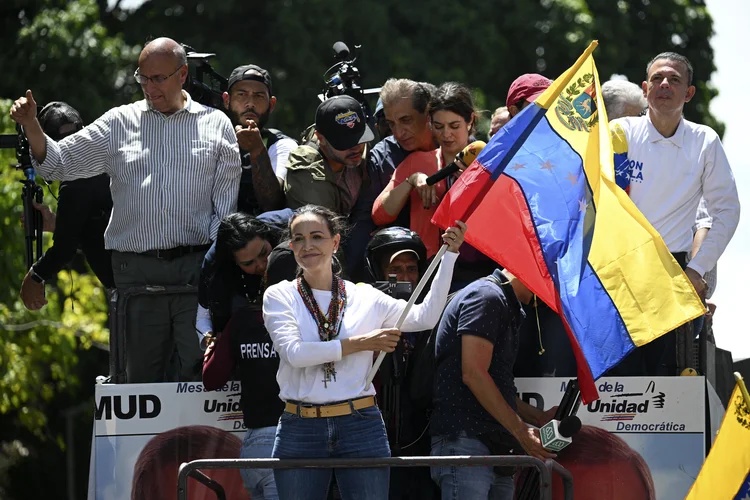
[506, 74, 552, 109]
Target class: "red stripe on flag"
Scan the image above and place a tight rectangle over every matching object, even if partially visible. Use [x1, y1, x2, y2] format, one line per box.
[432, 160, 491, 225]
[434, 168, 599, 403]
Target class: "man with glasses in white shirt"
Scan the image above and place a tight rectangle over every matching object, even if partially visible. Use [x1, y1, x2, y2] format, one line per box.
[10, 37, 241, 383]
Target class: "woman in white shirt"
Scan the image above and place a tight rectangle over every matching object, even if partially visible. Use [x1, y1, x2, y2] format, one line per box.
[263, 204, 466, 500]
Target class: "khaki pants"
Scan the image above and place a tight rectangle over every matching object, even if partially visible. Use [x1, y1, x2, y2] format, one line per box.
[111, 250, 204, 383]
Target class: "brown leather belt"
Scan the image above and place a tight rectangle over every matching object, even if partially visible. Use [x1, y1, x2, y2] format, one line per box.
[284, 396, 376, 418]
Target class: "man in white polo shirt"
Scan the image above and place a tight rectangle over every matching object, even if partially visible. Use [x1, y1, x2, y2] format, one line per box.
[610, 51, 740, 375]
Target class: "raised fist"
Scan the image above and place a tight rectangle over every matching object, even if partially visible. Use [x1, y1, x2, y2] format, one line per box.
[10, 90, 38, 128]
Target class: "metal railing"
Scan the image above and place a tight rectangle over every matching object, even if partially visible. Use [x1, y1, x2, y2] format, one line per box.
[177, 455, 574, 500]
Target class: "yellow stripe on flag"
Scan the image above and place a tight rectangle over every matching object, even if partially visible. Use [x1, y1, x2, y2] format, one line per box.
[535, 40, 704, 346]
[685, 377, 750, 499]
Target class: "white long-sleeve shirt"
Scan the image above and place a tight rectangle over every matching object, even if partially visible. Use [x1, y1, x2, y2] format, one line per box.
[610, 114, 740, 276]
[263, 251, 458, 404]
[32, 91, 241, 253]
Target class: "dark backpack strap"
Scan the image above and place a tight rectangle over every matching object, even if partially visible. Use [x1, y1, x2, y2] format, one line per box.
[261, 128, 295, 149]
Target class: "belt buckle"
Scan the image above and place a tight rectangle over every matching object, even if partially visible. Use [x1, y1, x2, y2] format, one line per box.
[154, 248, 174, 260]
[298, 402, 315, 418]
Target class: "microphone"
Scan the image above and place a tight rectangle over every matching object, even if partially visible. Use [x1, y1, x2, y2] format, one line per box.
[539, 415, 581, 452]
[425, 140, 486, 186]
[332, 41, 351, 60]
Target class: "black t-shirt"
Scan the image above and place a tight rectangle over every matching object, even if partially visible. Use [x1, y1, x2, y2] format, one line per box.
[33, 173, 114, 288]
[237, 128, 295, 216]
[228, 306, 285, 429]
[431, 270, 524, 438]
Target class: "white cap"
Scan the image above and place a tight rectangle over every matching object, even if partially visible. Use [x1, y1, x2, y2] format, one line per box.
[389, 249, 420, 263]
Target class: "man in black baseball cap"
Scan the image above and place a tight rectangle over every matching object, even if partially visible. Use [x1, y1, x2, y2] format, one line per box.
[222, 64, 297, 215]
[284, 95, 374, 217]
[314, 95, 375, 153]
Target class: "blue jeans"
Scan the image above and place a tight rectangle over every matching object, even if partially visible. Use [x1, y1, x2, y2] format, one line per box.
[272, 405, 391, 500]
[430, 432, 514, 500]
[240, 426, 278, 500]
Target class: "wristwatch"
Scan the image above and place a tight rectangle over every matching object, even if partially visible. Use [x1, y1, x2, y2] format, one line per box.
[29, 267, 45, 284]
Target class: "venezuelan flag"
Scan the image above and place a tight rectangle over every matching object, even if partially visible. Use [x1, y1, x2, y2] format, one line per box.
[432, 41, 704, 403]
[686, 375, 750, 499]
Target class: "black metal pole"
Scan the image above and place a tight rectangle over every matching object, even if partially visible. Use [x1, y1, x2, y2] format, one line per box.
[177, 455, 572, 500]
[518, 378, 581, 500]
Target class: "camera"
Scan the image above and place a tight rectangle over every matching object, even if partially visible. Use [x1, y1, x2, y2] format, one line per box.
[321, 41, 380, 123]
[182, 45, 227, 110]
[373, 275, 413, 301]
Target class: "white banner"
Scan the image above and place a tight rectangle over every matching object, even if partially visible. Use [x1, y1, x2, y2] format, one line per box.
[94, 381, 245, 437]
[516, 376, 705, 433]
[91, 377, 706, 500]
[516, 376, 705, 500]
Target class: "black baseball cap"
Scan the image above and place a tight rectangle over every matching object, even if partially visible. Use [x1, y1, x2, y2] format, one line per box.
[38, 102, 83, 141]
[227, 64, 272, 94]
[315, 95, 374, 151]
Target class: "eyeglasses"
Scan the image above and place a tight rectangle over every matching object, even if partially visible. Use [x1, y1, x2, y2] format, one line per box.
[133, 65, 182, 85]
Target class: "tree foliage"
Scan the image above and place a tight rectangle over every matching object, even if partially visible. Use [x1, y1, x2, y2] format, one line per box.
[0, 99, 110, 424]
[0, 0, 139, 123]
[116, 0, 721, 137]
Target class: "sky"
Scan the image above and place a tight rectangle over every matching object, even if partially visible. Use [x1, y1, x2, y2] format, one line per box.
[106, 0, 748, 360]
[702, 0, 749, 361]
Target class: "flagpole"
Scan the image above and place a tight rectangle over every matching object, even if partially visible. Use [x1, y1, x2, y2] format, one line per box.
[734, 372, 750, 409]
[365, 244, 449, 387]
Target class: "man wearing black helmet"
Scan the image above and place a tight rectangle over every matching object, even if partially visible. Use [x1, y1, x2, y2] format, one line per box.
[365, 227, 439, 499]
[365, 226, 427, 287]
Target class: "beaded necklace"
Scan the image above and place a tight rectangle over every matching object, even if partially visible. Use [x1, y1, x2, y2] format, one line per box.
[297, 274, 347, 387]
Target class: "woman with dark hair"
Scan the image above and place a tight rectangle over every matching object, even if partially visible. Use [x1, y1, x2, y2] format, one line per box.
[263, 204, 466, 500]
[196, 209, 293, 349]
[372, 82, 477, 258]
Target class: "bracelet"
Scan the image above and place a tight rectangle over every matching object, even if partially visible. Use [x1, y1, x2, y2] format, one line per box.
[29, 267, 45, 284]
[406, 177, 415, 188]
[201, 332, 216, 350]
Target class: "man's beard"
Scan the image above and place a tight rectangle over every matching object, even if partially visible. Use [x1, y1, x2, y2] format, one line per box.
[321, 142, 361, 167]
[229, 106, 270, 129]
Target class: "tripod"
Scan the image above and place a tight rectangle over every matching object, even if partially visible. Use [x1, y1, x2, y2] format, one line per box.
[16, 124, 44, 270]
[0, 125, 45, 270]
